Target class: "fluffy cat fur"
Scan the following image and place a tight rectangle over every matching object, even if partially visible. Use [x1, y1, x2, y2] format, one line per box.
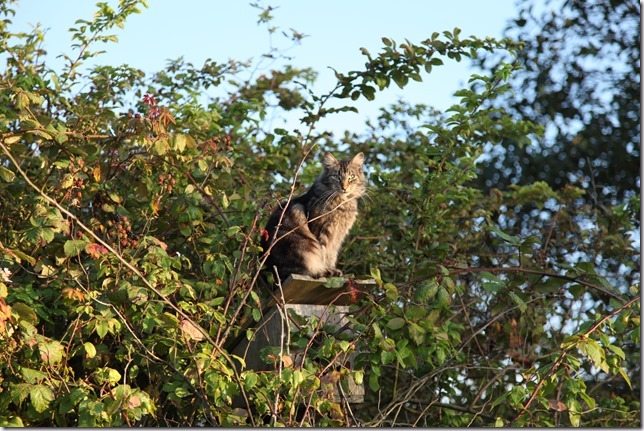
[261, 152, 366, 281]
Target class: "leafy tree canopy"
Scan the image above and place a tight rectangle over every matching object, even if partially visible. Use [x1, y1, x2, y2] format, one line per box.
[477, 0, 640, 207]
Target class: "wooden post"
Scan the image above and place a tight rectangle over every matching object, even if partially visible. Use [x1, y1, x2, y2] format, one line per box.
[231, 275, 375, 404]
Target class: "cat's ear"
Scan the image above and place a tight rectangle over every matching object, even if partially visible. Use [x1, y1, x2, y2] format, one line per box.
[323, 152, 339, 168]
[350, 152, 365, 167]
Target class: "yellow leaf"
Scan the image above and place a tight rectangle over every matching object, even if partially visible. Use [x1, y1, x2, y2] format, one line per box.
[61, 287, 86, 302]
[0, 299, 12, 321]
[281, 354, 294, 368]
[619, 368, 632, 389]
[4, 135, 21, 145]
[92, 165, 101, 182]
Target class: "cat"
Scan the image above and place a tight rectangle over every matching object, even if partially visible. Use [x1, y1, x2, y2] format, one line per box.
[261, 152, 366, 281]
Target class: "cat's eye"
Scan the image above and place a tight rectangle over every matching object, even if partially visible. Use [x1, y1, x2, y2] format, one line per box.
[347, 173, 356, 182]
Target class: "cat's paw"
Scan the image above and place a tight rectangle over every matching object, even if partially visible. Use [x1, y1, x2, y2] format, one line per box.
[324, 268, 343, 277]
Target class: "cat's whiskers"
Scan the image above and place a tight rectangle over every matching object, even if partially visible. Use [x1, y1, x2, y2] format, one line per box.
[312, 188, 336, 209]
[323, 190, 340, 209]
[359, 186, 374, 205]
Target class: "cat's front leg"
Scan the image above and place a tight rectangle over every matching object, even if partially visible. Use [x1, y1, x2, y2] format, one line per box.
[317, 240, 342, 278]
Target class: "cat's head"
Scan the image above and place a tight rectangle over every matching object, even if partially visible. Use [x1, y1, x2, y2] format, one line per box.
[319, 152, 366, 200]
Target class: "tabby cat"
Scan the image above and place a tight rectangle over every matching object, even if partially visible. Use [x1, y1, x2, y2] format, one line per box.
[261, 152, 366, 281]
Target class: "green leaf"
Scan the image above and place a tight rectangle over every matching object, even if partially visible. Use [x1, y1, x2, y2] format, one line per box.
[380, 283, 397, 303]
[39, 340, 64, 364]
[0, 416, 24, 427]
[568, 399, 581, 427]
[173, 133, 187, 152]
[561, 335, 580, 349]
[12, 302, 39, 325]
[226, 225, 241, 237]
[321, 276, 344, 288]
[174, 385, 191, 398]
[618, 368, 632, 389]
[30, 384, 55, 413]
[21, 367, 47, 383]
[430, 57, 444, 66]
[58, 388, 87, 414]
[244, 371, 258, 389]
[436, 286, 450, 309]
[606, 344, 625, 359]
[64, 239, 88, 257]
[489, 225, 521, 245]
[582, 339, 605, 369]
[107, 368, 121, 384]
[153, 138, 169, 155]
[490, 392, 509, 408]
[9, 248, 36, 265]
[0, 166, 15, 182]
[94, 367, 122, 385]
[579, 391, 596, 410]
[10, 383, 32, 405]
[362, 85, 376, 101]
[409, 322, 426, 345]
[509, 291, 527, 312]
[482, 281, 505, 293]
[198, 158, 209, 173]
[405, 305, 427, 321]
[481, 271, 504, 283]
[221, 192, 230, 209]
[108, 192, 122, 204]
[252, 307, 261, 322]
[370, 267, 381, 282]
[96, 321, 109, 338]
[368, 372, 380, 391]
[392, 71, 409, 88]
[353, 369, 364, 385]
[387, 317, 406, 330]
[84, 342, 97, 358]
[414, 279, 438, 302]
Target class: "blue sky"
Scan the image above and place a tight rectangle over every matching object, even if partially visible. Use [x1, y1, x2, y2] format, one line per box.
[9, 0, 518, 135]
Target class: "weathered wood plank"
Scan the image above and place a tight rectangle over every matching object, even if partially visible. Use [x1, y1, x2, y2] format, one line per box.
[270, 274, 374, 306]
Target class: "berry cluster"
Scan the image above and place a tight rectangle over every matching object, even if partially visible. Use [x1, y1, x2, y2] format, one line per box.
[157, 172, 176, 194]
[63, 158, 89, 206]
[202, 135, 232, 154]
[107, 214, 138, 249]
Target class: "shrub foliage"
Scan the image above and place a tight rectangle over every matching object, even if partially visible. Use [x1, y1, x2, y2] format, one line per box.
[0, 1, 639, 426]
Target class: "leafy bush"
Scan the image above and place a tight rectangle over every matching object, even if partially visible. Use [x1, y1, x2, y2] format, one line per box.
[0, 1, 639, 426]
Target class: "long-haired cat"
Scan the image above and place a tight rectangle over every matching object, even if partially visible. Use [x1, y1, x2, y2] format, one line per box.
[261, 152, 366, 281]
